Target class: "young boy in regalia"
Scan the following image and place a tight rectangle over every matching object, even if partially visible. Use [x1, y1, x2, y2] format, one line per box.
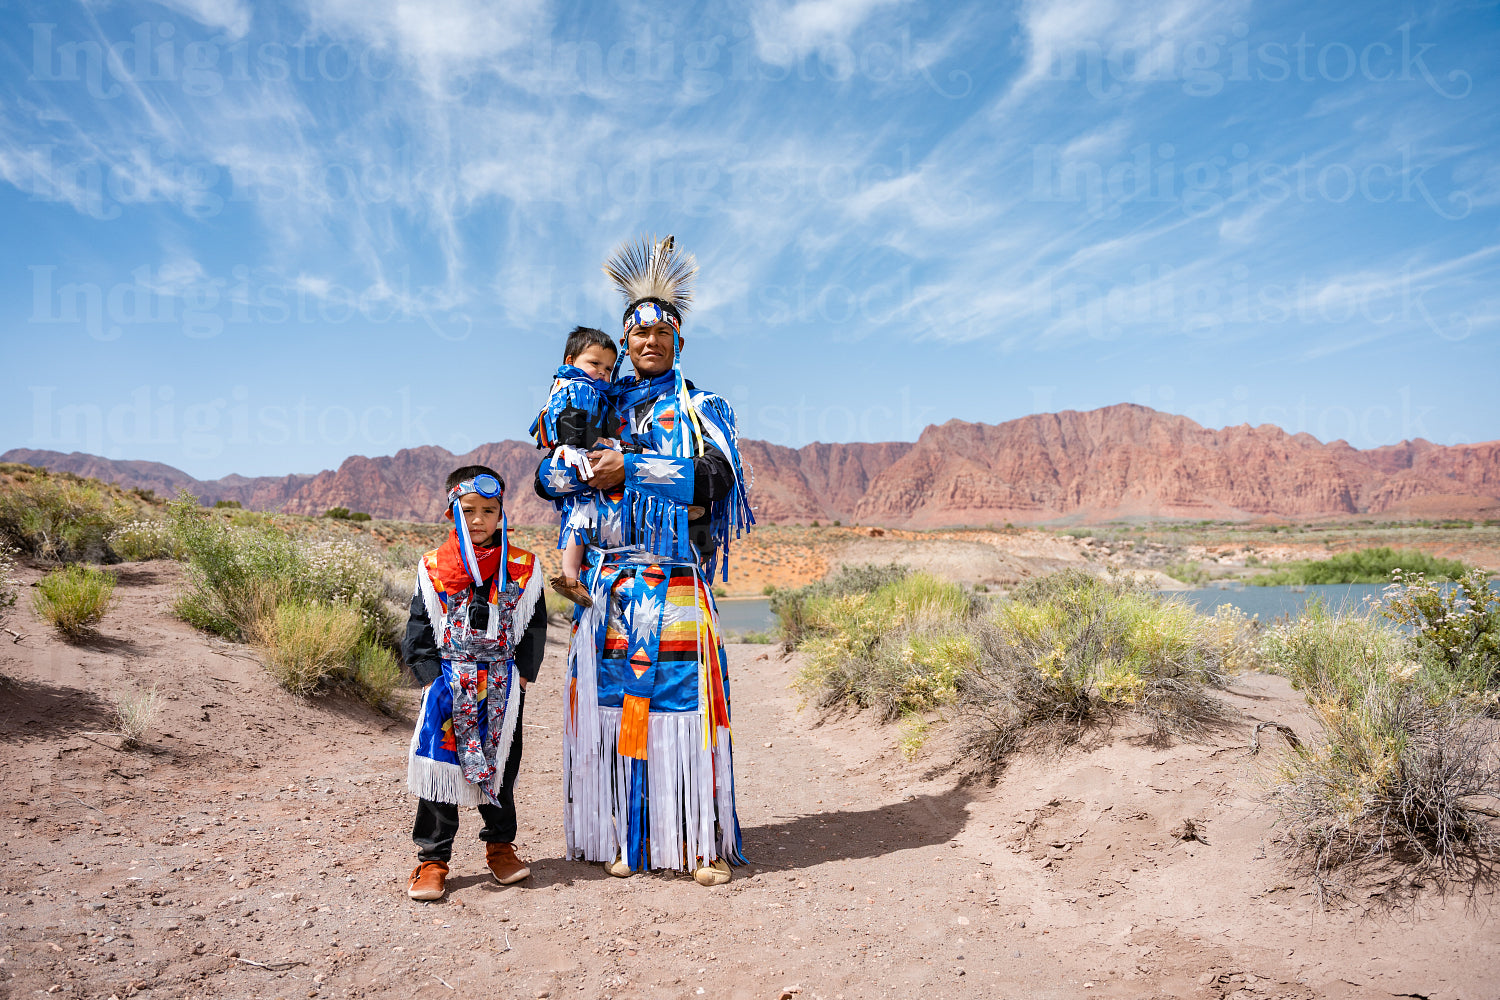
[534, 235, 756, 886]
[529, 326, 619, 608]
[402, 465, 546, 901]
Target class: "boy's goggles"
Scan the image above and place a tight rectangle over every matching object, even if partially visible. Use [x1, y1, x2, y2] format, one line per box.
[447, 474, 503, 506]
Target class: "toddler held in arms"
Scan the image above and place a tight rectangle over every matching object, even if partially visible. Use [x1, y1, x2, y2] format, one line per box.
[529, 326, 619, 608]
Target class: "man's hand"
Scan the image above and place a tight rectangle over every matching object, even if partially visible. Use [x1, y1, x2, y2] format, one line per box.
[518, 676, 528, 690]
[584, 449, 626, 490]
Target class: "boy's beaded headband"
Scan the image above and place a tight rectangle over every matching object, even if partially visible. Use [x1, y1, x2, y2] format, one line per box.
[447, 473, 503, 507]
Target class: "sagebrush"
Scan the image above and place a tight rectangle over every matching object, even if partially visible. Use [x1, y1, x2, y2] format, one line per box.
[791, 571, 980, 721]
[0, 472, 126, 562]
[1261, 602, 1500, 895]
[961, 570, 1241, 765]
[33, 564, 116, 638]
[167, 493, 405, 704]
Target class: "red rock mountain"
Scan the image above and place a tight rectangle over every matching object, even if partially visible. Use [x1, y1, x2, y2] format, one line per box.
[8, 405, 1499, 525]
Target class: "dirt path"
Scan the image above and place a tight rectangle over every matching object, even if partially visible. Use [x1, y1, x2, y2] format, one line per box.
[1, 562, 1495, 1000]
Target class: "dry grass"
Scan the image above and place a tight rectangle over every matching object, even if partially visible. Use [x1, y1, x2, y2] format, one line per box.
[960, 571, 1237, 768]
[32, 564, 117, 638]
[252, 600, 365, 696]
[114, 686, 160, 747]
[1261, 602, 1500, 898]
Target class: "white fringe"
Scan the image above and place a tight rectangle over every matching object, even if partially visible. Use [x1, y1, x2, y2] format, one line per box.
[564, 594, 611, 863]
[564, 705, 731, 871]
[415, 568, 445, 643]
[406, 691, 487, 806]
[405, 662, 522, 807]
[487, 662, 522, 798]
[510, 565, 543, 646]
[714, 727, 738, 858]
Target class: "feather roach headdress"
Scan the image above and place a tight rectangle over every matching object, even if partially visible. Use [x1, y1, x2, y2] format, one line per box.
[602, 233, 704, 459]
[603, 234, 697, 331]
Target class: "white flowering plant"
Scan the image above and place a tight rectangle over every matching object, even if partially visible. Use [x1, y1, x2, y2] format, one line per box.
[1382, 568, 1500, 697]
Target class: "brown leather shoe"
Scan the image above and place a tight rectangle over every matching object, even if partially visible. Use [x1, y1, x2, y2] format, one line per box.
[486, 842, 531, 885]
[407, 860, 448, 900]
[549, 575, 593, 608]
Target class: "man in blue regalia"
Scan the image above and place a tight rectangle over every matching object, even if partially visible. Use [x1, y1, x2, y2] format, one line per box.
[534, 234, 754, 886]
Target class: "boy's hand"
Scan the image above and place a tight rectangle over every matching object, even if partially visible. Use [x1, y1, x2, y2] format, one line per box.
[584, 450, 626, 490]
[518, 676, 528, 689]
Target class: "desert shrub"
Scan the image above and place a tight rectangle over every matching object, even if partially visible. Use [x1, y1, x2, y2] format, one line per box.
[351, 637, 402, 708]
[898, 711, 933, 760]
[299, 537, 402, 641]
[213, 499, 242, 509]
[0, 543, 19, 623]
[772, 562, 912, 650]
[961, 571, 1234, 767]
[349, 511, 372, 522]
[1261, 606, 1500, 893]
[1251, 547, 1468, 586]
[1201, 604, 1265, 674]
[108, 519, 181, 561]
[253, 600, 365, 696]
[168, 494, 405, 703]
[1260, 601, 1416, 701]
[1163, 561, 1210, 586]
[793, 572, 978, 720]
[324, 506, 352, 520]
[168, 495, 300, 639]
[0, 473, 126, 562]
[1382, 569, 1500, 695]
[114, 686, 160, 747]
[33, 564, 116, 638]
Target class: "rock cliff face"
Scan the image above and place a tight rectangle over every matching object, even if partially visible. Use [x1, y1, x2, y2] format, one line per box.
[8, 404, 1499, 525]
[850, 405, 1500, 525]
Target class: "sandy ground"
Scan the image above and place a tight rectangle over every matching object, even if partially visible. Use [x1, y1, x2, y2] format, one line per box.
[1, 561, 1497, 1000]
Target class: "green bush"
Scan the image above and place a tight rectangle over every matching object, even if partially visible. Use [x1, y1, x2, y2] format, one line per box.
[1250, 547, 1468, 586]
[0, 473, 126, 562]
[1382, 569, 1500, 695]
[793, 572, 978, 720]
[167, 496, 400, 644]
[324, 507, 352, 520]
[108, 519, 181, 561]
[349, 511, 372, 522]
[1163, 561, 1210, 586]
[253, 600, 365, 696]
[961, 571, 1236, 765]
[772, 562, 911, 650]
[1261, 602, 1499, 891]
[168, 495, 301, 639]
[0, 543, 19, 622]
[351, 637, 402, 708]
[33, 564, 116, 637]
[298, 537, 402, 640]
[213, 499, 243, 509]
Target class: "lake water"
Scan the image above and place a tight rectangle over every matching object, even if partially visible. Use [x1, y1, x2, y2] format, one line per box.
[716, 597, 778, 634]
[1168, 582, 1391, 620]
[717, 583, 1401, 634]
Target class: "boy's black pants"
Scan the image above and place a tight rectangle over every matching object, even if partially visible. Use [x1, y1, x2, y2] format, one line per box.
[412, 690, 525, 862]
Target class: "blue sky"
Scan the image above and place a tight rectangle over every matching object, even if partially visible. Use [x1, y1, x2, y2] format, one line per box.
[1, 0, 1496, 479]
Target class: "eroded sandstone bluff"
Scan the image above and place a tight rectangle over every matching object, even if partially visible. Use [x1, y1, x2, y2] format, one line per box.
[8, 404, 1499, 525]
